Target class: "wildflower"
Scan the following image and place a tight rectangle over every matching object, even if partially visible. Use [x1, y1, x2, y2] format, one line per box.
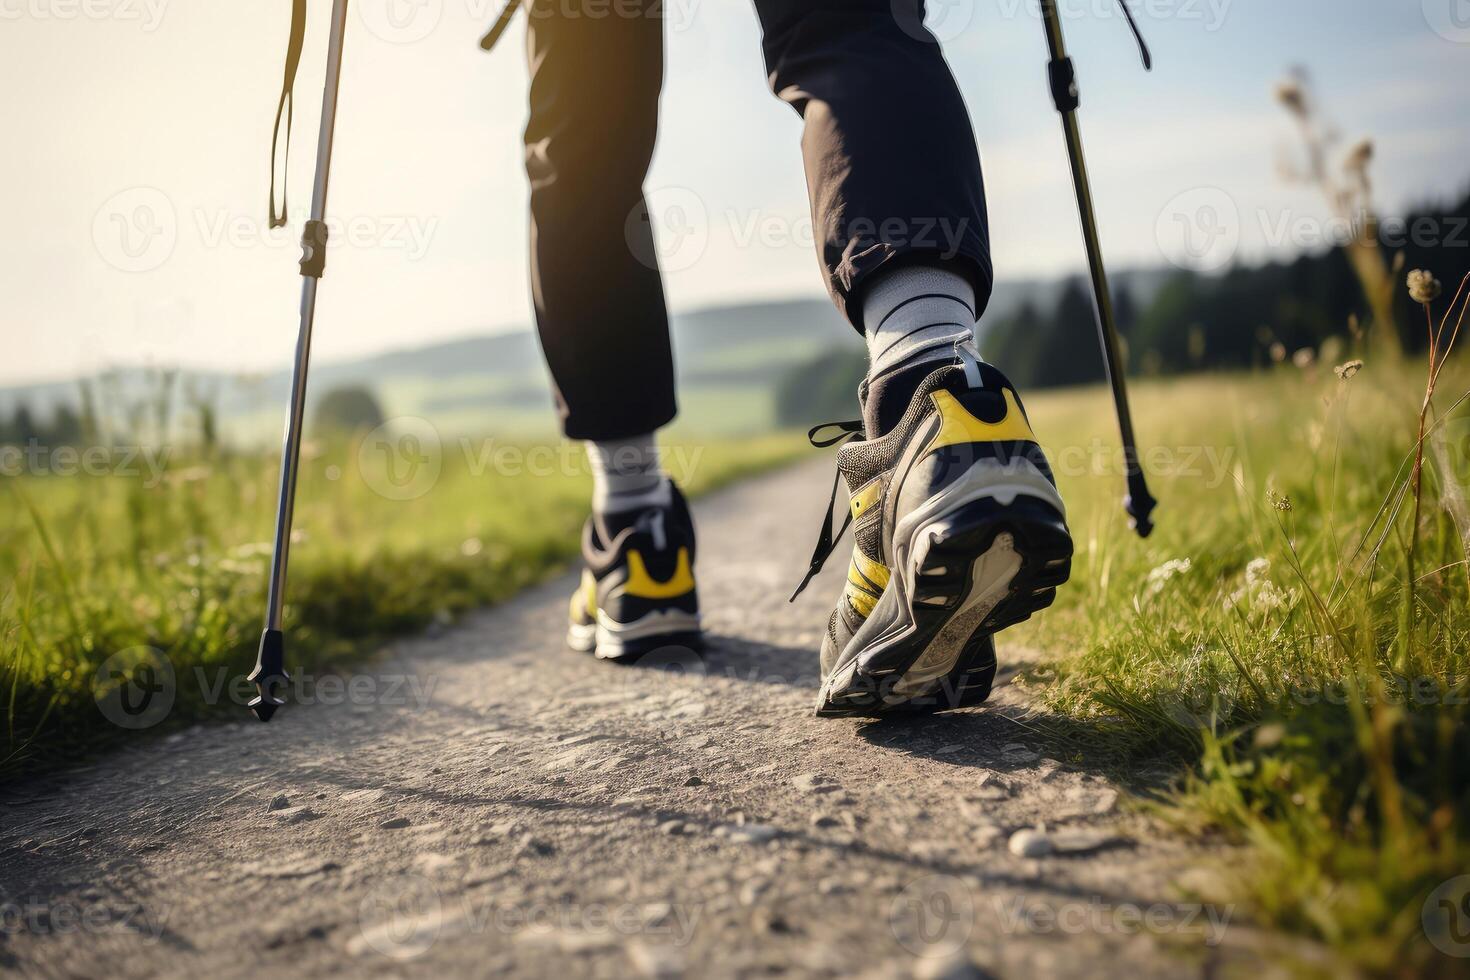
[1145, 558, 1192, 598]
[1269, 342, 1287, 363]
[1268, 488, 1292, 512]
[1343, 138, 1373, 175]
[1224, 556, 1297, 616]
[1253, 581, 1292, 612]
[1245, 557, 1271, 587]
[1274, 78, 1307, 118]
[1407, 269, 1442, 306]
[1334, 359, 1363, 380]
[1292, 348, 1315, 369]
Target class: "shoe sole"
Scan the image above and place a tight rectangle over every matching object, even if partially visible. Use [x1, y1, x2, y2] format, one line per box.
[567, 610, 703, 663]
[816, 495, 1071, 717]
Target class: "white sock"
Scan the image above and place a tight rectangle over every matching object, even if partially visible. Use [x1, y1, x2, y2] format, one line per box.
[586, 433, 672, 515]
[861, 264, 977, 379]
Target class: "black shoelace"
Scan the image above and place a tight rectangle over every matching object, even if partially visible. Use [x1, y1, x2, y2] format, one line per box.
[788, 419, 865, 602]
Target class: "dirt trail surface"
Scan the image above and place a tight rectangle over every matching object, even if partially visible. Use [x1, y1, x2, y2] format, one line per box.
[2, 460, 1277, 979]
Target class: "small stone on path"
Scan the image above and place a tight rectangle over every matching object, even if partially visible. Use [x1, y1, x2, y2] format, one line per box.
[1007, 827, 1052, 858]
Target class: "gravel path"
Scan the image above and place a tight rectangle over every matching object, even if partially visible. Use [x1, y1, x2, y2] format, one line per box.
[1, 460, 1279, 978]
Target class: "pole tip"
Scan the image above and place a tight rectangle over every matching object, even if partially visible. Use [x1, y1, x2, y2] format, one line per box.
[247, 628, 290, 723]
[1124, 479, 1158, 539]
[248, 695, 283, 722]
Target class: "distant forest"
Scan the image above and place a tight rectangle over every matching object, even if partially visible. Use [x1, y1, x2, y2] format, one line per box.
[985, 187, 1470, 389]
[777, 186, 1470, 425]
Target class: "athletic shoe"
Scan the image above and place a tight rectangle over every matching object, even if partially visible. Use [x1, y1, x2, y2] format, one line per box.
[567, 481, 702, 660]
[793, 348, 1071, 716]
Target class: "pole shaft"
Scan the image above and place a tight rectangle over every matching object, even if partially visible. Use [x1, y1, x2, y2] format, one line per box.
[1056, 112, 1143, 454]
[1039, 0, 1155, 533]
[265, 0, 350, 629]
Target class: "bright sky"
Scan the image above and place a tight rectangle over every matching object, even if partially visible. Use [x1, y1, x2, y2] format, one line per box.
[2, 0, 1468, 385]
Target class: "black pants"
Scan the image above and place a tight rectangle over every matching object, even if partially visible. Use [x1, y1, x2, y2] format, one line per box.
[525, 0, 991, 440]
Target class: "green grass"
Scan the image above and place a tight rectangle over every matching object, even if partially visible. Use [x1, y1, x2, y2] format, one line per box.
[0, 429, 803, 778]
[1008, 355, 1470, 975]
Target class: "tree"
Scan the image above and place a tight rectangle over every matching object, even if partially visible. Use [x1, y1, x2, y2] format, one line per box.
[11, 405, 40, 446]
[49, 405, 83, 446]
[1036, 278, 1105, 388]
[983, 300, 1047, 385]
[313, 386, 386, 435]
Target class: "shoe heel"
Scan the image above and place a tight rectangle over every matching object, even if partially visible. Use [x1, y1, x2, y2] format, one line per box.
[817, 497, 1071, 718]
[911, 495, 1071, 633]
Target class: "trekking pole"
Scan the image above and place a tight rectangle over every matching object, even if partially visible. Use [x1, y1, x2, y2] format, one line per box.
[251, 0, 352, 721]
[1039, 0, 1157, 538]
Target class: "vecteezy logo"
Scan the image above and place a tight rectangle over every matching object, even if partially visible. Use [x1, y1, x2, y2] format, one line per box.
[354, 874, 443, 959]
[889, 873, 975, 957]
[1424, 0, 1470, 43]
[627, 187, 709, 273]
[357, 416, 442, 501]
[359, 0, 443, 44]
[1155, 187, 1241, 273]
[891, 0, 974, 43]
[92, 187, 177, 273]
[1424, 875, 1470, 957]
[93, 647, 176, 730]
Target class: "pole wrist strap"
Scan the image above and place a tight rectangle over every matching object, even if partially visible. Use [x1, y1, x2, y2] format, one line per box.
[269, 0, 309, 229]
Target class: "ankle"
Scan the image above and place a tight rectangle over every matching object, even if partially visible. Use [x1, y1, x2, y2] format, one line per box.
[862, 359, 943, 437]
[861, 263, 976, 380]
[860, 263, 980, 435]
[586, 433, 671, 516]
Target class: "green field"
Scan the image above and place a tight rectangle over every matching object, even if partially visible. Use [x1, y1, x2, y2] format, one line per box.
[0, 428, 805, 777]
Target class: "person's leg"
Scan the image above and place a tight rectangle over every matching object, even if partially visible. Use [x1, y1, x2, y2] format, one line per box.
[757, 2, 1073, 715]
[524, 0, 674, 444]
[524, 0, 697, 660]
[753, 0, 991, 435]
[753, 1, 991, 332]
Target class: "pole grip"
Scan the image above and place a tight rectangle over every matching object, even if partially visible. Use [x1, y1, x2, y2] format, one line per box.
[299, 220, 328, 279]
[1048, 56, 1079, 113]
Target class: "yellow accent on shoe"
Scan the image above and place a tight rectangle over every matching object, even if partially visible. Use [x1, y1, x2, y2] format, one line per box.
[570, 569, 596, 624]
[847, 563, 878, 595]
[624, 548, 695, 600]
[844, 548, 888, 620]
[925, 387, 1036, 455]
[845, 581, 878, 618]
[850, 548, 891, 590]
[849, 479, 883, 521]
